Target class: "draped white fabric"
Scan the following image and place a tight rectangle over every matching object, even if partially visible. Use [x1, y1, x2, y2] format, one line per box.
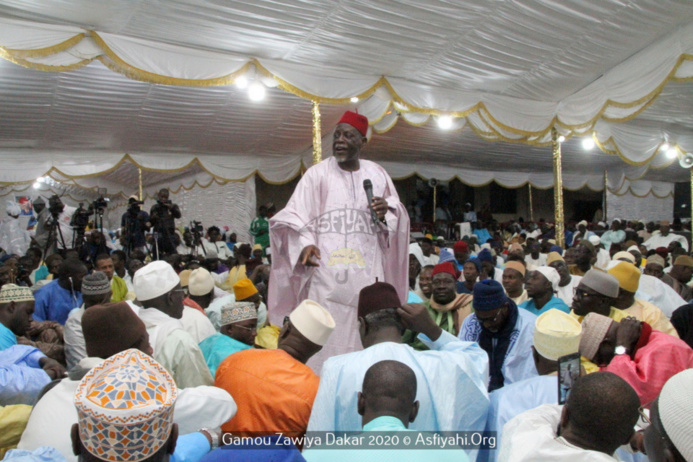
[0, 4, 692, 174]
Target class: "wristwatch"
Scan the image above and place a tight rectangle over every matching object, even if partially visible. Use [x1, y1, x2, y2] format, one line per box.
[614, 345, 628, 355]
[199, 428, 219, 449]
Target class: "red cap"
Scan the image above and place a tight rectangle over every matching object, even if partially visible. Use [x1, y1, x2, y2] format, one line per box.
[338, 111, 369, 137]
[432, 261, 460, 280]
[453, 241, 468, 253]
[358, 282, 401, 319]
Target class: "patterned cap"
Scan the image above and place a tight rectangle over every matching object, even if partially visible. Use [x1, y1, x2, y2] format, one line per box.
[74, 349, 178, 462]
[221, 301, 257, 326]
[0, 284, 34, 303]
[82, 272, 112, 296]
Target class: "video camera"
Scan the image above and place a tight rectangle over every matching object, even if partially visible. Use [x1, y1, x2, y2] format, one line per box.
[191, 221, 204, 233]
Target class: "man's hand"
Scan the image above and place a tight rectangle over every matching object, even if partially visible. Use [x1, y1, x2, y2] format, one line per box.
[299, 245, 321, 267]
[371, 197, 388, 220]
[616, 317, 642, 354]
[397, 303, 442, 341]
[39, 357, 67, 380]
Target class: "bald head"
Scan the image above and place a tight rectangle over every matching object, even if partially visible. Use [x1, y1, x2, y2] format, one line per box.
[561, 372, 640, 454]
[358, 360, 419, 427]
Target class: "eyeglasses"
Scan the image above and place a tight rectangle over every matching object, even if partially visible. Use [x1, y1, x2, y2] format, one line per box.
[573, 287, 591, 299]
[477, 306, 505, 325]
[171, 288, 187, 297]
[638, 402, 653, 425]
[232, 324, 257, 332]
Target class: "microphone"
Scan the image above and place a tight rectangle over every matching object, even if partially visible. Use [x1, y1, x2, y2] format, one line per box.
[363, 179, 379, 225]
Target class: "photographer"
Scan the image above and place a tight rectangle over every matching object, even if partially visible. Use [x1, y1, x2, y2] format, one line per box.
[149, 188, 181, 259]
[120, 195, 150, 256]
[34, 195, 75, 256]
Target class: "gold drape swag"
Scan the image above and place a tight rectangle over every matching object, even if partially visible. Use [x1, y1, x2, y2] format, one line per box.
[0, 31, 691, 170]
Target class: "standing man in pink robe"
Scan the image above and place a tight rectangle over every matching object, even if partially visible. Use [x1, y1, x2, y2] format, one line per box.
[269, 111, 410, 372]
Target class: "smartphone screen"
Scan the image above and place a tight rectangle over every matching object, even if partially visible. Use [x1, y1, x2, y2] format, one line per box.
[557, 352, 581, 405]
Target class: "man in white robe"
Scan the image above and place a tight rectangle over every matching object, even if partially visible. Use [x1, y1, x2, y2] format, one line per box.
[134, 261, 213, 388]
[269, 111, 409, 371]
[643, 220, 689, 252]
[499, 372, 641, 461]
[308, 282, 489, 441]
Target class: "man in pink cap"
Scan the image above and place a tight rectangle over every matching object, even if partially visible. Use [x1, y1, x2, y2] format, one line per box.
[269, 111, 409, 371]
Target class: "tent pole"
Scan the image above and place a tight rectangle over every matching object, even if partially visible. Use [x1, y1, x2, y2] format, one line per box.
[603, 170, 608, 222]
[690, 169, 692, 228]
[138, 167, 143, 201]
[552, 128, 565, 248]
[528, 183, 534, 223]
[312, 101, 322, 165]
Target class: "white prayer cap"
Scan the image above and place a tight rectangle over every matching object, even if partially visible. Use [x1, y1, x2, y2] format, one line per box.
[612, 251, 635, 264]
[188, 268, 215, 296]
[481, 243, 492, 251]
[597, 221, 607, 227]
[577, 220, 588, 227]
[74, 349, 177, 462]
[659, 369, 693, 462]
[288, 299, 335, 346]
[133, 261, 180, 301]
[5, 201, 21, 217]
[533, 309, 582, 361]
[627, 245, 640, 253]
[408, 243, 424, 267]
[534, 267, 560, 292]
[588, 235, 601, 245]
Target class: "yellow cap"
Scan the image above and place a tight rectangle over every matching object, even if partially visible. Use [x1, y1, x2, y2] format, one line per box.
[607, 261, 640, 293]
[546, 251, 564, 266]
[533, 309, 582, 361]
[674, 255, 693, 268]
[233, 278, 258, 301]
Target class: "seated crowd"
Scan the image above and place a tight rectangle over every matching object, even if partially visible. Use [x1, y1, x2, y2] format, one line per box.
[0, 211, 692, 462]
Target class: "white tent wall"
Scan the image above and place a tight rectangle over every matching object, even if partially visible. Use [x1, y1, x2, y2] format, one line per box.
[606, 188, 674, 223]
[108, 177, 256, 243]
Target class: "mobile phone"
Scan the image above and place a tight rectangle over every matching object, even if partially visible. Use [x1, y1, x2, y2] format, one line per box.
[557, 352, 581, 405]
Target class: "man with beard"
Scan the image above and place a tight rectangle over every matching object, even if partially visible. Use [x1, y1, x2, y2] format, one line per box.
[403, 262, 472, 351]
[269, 111, 409, 371]
[547, 251, 582, 306]
[459, 279, 537, 391]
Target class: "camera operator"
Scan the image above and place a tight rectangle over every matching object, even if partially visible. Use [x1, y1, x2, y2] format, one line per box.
[196, 225, 233, 260]
[149, 188, 181, 259]
[34, 195, 76, 257]
[121, 195, 150, 257]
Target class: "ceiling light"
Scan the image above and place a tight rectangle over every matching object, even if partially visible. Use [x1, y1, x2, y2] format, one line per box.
[661, 142, 670, 151]
[235, 75, 249, 89]
[33, 182, 40, 189]
[557, 135, 566, 143]
[666, 147, 678, 159]
[582, 138, 595, 150]
[437, 116, 453, 130]
[36, 176, 45, 183]
[248, 82, 266, 102]
[350, 97, 359, 103]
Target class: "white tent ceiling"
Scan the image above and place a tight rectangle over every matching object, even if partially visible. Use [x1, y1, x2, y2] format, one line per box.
[0, 0, 692, 198]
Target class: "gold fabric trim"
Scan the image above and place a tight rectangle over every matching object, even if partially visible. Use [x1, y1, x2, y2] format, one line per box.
[3, 33, 85, 58]
[0, 47, 94, 72]
[92, 32, 249, 87]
